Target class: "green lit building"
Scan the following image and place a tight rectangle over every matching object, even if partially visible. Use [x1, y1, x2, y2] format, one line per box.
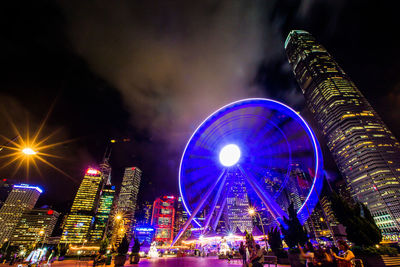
[61, 168, 105, 244]
[285, 30, 400, 239]
[90, 185, 115, 242]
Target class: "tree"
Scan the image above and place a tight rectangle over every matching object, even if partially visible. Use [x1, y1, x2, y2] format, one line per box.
[117, 235, 129, 256]
[330, 192, 381, 246]
[267, 226, 283, 252]
[99, 238, 109, 255]
[280, 202, 308, 248]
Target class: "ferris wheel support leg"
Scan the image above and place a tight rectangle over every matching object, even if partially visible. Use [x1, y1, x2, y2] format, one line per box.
[211, 193, 227, 231]
[171, 169, 227, 247]
[237, 165, 288, 226]
[202, 175, 227, 235]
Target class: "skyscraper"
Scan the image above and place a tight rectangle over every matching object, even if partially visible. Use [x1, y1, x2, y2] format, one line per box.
[114, 167, 142, 243]
[90, 185, 115, 242]
[285, 30, 400, 238]
[11, 208, 59, 247]
[0, 184, 41, 243]
[224, 170, 253, 233]
[61, 168, 105, 244]
[151, 196, 175, 245]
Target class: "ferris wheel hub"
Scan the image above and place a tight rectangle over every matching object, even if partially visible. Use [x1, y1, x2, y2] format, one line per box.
[219, 144, 241, 167]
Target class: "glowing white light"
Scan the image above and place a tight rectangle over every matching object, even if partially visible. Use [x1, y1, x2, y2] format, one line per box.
[219, 144, 241, 167]
[22, 148, 37, 155]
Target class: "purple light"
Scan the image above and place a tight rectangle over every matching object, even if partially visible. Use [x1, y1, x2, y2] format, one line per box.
[178, 98, 324, 226]
[14, 184, 43, 194]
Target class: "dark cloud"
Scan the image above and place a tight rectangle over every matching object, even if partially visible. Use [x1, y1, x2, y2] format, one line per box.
[59, 0, 286, 148]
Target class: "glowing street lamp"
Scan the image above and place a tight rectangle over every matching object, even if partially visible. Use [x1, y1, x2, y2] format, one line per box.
[22, 147, 37, 155]
[248, 207, 268, 250]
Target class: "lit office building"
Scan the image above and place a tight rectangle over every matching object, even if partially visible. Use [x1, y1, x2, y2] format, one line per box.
[90, 185, 115, 242]
[11, 208, 59, 247]
[224, 170, 253, 233]
[285, 30, 400, 238]
[61, 168, 105, 244]
[113, 167, 142, 243]
[151, 196, 175, 245]
[0, 184, 41, 244]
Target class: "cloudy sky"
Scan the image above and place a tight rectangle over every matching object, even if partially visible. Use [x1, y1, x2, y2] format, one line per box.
[1, 0, 399, 209]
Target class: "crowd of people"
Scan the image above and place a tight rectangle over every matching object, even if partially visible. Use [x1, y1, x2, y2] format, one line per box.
[299, 240, 356, 267]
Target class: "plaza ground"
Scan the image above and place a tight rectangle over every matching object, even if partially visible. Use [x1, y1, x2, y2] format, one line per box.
[0, 257, 290, 267]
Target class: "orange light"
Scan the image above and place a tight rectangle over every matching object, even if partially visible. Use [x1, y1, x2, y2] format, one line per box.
[86, 168, 99, 175]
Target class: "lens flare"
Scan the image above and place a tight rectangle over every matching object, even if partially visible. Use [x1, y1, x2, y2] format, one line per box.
[0, 106, 75, 180]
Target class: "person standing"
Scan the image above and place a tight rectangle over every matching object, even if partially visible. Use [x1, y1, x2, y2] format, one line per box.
[239, 242, 246, 265]
[299, 241, 315, 267]
[331, 240, 355, 267]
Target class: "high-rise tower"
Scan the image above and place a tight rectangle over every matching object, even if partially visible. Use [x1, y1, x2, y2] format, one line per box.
[285, 30, 400, 238]
[113, 167, 142, 243]
[90, 185, 115, 242]
[0, 184, 41, 243]
[61, 168, 105, 244]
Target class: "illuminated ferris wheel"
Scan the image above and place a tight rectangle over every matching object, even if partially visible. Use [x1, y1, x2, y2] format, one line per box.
[172, 98, 324, 245]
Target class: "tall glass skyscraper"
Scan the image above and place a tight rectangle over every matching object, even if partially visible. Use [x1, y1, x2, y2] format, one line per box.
[90, 185, 115, 242]
[113, 167, 142, 243]
[0, 184, 41, 243]
[224, 170, 253, 233]
[285, 30, 400, 239]
[61, 168, 105, 244]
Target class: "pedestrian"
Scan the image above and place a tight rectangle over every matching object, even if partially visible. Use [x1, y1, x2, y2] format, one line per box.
[239, 242, 246, 265]
[299, 241, 315, 267]
[331, 240, 355, 267]
[249, 244, 264, 267]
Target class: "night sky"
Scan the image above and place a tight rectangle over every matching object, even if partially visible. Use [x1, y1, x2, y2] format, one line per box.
[1, 1, 399, 212]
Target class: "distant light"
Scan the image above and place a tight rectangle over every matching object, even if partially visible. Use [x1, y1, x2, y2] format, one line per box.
[86, 168, 100, 175]
[219, 144, 241, 167]
[47, 210, 54, 215]
[14, 184, 43, 194]
[110, 139, 116, 143]
[22, 147, 37, 155]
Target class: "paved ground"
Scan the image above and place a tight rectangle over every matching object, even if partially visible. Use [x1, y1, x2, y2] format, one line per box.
[0, 257, 290, 267]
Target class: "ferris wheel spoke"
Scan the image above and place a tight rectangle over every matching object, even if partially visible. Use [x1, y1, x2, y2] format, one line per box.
[212, 192, 227, 231]
[202, 174, 227, 235]
[238, 165, 288, 224]
[172, 169, 227, 247]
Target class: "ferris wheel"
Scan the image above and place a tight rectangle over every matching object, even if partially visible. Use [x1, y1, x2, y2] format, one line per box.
[172, 98, 323, 245]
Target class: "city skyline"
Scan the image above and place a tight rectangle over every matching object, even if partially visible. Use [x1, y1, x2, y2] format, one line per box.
[1, 2, 400, 209]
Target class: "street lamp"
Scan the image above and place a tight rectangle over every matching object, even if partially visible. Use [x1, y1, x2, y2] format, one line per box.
[22, 147, 37, 155]
[248, 207, 268, 250]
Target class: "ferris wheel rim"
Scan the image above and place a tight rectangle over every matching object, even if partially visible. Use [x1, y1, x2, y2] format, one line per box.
[178, 98, 323, 227]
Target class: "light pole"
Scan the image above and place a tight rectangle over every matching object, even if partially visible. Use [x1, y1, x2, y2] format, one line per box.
[248, 208, 268, 250]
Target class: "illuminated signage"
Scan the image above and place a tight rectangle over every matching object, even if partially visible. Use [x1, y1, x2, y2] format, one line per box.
[135, 228, 154, 232]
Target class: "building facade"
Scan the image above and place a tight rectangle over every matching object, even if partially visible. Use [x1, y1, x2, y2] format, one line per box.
[151, 196, 175, 245]
[285, 30, 400, 239]
[224, 170, 253, 233]
[11, 208, 59, 247]
[113, 167, 142, 244]
[0, 184, 41, 244]
[61, 168, 105, 244]
[90, 185, 115, 242]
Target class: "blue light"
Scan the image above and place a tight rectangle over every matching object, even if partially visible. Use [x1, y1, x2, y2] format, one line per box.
[135, 228, 154, 232]
[178, 98, 323, 226]
[14, 184, 43, 194]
